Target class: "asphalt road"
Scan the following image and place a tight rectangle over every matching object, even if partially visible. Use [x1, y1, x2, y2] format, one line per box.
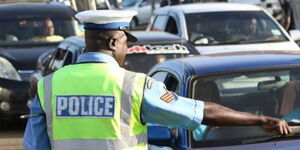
[0, 119, 26, 150]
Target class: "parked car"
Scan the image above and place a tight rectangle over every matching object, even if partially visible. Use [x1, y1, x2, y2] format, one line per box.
[0, 2, 80, 120]
[28, 31, 199, 102]
[147, 3, 300, 54]
[147, 51, 300, 149]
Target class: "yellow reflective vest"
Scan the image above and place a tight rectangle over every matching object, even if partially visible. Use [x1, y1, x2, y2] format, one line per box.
[37, 63, 147, 150]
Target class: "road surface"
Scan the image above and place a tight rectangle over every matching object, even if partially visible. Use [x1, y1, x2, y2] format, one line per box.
[0, 120, 26, 150]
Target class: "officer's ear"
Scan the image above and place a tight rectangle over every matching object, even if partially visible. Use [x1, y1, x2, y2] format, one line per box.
[108, 38, 117, 52]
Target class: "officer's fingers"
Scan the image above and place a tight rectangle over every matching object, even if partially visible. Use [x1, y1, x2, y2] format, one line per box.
[284, 121, 292, 134]
[278, 122, 283, 135]
[279, 120, 290, 135]
[283, 124, 288, 135]
[280, 120, 291, 135]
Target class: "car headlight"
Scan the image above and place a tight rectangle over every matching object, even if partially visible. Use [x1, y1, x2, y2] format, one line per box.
[0, 57, 21, 81]
[0, 101, 10, 112]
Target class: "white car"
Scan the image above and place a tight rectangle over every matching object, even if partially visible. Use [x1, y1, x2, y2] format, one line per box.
[122, 0, 160, 28]
[147, 3, 300, 54]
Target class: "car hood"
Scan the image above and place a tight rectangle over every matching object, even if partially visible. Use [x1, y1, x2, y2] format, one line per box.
[195, 41, 300, 55]
[194, 139, 300, 150]
[0, 46, 56, 70]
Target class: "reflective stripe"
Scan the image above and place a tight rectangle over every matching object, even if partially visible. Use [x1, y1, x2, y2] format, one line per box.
[53, 133, 147, 150]
[43, 74, 54, 147]
[121, 70, 136, 137]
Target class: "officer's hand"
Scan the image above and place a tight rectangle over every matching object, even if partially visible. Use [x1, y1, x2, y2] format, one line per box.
[262, 117, 291, 135]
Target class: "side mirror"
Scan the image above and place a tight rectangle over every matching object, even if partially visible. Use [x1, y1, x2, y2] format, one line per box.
[289, 29, 300, 41]
[147, 125, 172, 146]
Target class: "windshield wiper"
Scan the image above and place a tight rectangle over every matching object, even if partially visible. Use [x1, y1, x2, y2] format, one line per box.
[241, 122, 300, 144]
[209, 36, 285, 45]
[210, 39, 247, 45]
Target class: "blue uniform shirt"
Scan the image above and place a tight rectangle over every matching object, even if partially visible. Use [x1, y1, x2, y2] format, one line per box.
[23, 52, 204, 150]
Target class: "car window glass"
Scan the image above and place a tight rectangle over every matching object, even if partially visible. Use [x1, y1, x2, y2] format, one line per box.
[151, 15, 169, 31]
[190, 68, 300, 148]
[122, 0, 139, 7]
[67, 44, 80, 63]
[185, 11, 288, 45]
[49, 48, 70, 72]
[164, 74, 179, 93]
[151, 71, 168, 82]
[165, 16, 178, 35]
[0, 15, 77, 46]
[63, 50, 73, 66]
[151, 72, 179, 93]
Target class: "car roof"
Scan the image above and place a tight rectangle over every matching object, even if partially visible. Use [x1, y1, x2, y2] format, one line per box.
[152, 51, 300, 76]
[156, 2, 263, 14]
[0, 2, 75, 18]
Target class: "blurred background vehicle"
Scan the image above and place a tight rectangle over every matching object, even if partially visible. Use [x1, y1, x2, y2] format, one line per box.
[148, 51, 300, 149]
[147, 3, 300, 54]
[121, 0, 161, 28]
[0, 2, 81, 120]
[0, 57, 30, 120]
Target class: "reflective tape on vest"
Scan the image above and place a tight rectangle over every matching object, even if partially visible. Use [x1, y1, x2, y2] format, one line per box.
[53, 133, 147, 150]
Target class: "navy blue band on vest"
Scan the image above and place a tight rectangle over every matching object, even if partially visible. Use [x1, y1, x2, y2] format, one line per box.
[84, 22, 130, 30]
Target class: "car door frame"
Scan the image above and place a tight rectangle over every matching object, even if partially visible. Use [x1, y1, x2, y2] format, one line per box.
[148, 61, 196, 149]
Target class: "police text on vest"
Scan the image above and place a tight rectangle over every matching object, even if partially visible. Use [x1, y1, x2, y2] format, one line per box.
[56, 95, 115, 118]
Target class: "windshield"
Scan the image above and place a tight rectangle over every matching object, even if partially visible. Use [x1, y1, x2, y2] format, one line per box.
[191, 67, 300, 147]
[0, 16, 78, 46]
[122, 0, 139, 7]
[185, 11, 288, 45]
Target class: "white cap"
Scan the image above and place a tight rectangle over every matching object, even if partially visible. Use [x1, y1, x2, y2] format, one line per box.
[75, 10, 138, 42]
[75, 10, 137, 30]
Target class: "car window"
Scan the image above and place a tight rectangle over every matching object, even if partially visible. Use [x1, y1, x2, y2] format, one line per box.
[165, 16, 178, 35]
[151, 71, 179, 93]
[0, 15, 78, 46]
[190, 67, 300, 147]
[185, 11, 288, 45]
[151, 71, 168, 82]
[151, 15, 169, 31]
[164, 74, 179, 93]
[122, 0, 139, 7]
[48, 48, 72, 72]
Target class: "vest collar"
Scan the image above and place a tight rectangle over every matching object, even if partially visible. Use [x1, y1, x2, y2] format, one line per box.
[76, 52, 119, 67]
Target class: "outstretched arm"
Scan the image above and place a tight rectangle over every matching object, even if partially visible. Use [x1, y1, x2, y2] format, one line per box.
[202, 102, 291, 135]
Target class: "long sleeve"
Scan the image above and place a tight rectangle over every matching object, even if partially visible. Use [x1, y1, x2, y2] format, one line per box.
[23, 96, 51, 150]
[141, 77, 204, 130]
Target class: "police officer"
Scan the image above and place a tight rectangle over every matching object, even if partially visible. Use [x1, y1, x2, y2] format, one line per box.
[23, 10, 291, 150]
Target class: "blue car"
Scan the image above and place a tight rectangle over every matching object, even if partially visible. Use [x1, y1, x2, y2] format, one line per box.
[147, 51, 300, 150]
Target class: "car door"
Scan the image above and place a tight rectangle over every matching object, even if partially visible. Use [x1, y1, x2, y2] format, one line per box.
[149, 71, 182, 149]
